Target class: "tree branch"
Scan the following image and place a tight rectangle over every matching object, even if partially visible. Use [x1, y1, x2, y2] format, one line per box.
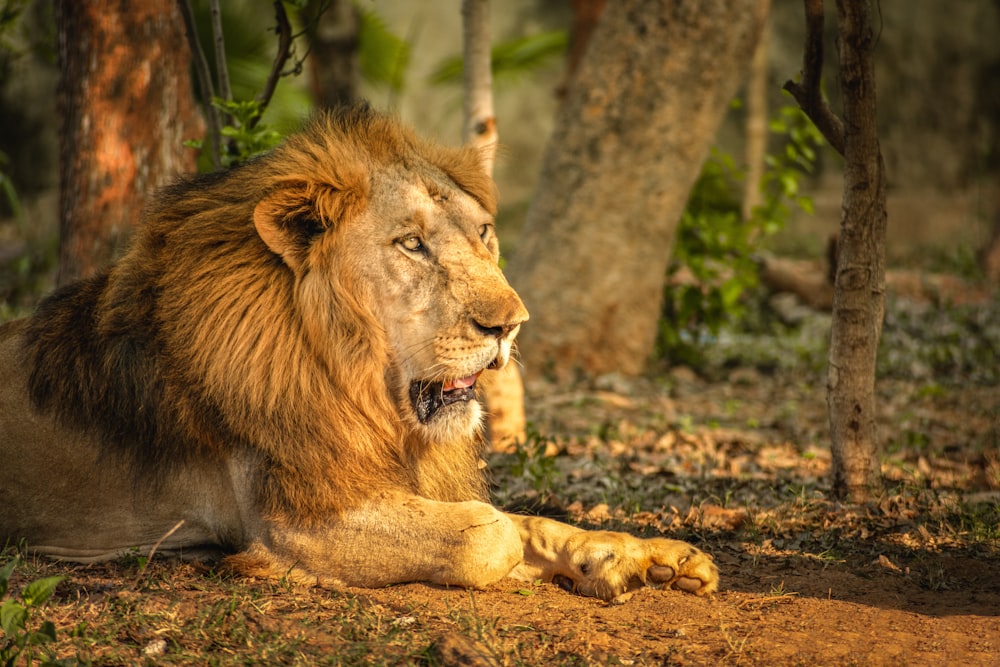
[178, 0, 222, 169]
[209, 0, 232, 116]
[783, 0, 845, 155]
[251, 1, 294, 130]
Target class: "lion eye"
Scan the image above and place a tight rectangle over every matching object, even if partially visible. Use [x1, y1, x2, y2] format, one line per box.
[398, 235, 425, 253]
[478, 224, 492, 242]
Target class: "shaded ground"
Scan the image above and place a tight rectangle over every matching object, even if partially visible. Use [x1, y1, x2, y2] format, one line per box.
[3, 295, 998, 666]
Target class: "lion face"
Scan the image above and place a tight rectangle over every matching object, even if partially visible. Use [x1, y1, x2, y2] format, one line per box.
[362, 167, 528, 442]
[261, 158, 527, 445]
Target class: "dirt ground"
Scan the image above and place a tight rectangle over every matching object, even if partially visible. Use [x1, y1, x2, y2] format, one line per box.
[4, 334, 997, 666]
[356, 559, 1000, 666]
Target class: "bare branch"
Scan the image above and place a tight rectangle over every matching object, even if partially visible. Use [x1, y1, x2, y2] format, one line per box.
[783, 0, 845, 155]
[209, 0, 232, 113]
[178, 0, 222, 169]
[251, 1, 294, 130]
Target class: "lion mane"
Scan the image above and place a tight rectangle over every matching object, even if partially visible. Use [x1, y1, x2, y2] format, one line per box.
[23, 106, 498, 524]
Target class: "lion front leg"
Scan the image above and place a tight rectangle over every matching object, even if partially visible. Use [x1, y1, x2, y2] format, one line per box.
[507, 514, 718, 602]
[226, 493, 524, 590]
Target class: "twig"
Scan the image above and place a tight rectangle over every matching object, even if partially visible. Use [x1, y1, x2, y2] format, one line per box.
[209, 0, 232, 124]
[178, 0, 222, 169]
[735, 592, 799, 610]
[138, 519, 186, 577]
[251, 1, 294, 131]
[782, 0, 845, 155]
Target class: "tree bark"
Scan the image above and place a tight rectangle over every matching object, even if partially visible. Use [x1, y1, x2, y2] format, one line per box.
[55, 0, 204, 285]
[742, 0, 771, 221]
[985, 205, 1000, 284]
[461, 0, 498, 174]
[302, 0, 360, 108]
[980, 186, 1000, 285]
[556, 0, 608, 101]
[826, 0, 886, 500]
[507, 0, 766, 380]
[785, 0, 886, 501]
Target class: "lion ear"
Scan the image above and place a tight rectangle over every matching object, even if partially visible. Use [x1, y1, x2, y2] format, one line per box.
[253, 191, 324, 271]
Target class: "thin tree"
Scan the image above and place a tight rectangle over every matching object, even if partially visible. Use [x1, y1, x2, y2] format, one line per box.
[742, 0, 772, 221]
[461, 0, 498, 174]
[784, 0, 886, 501]
[983, 190, 1000, 284]
[459, 0, 526, 449]
[55, 0, 203, 284]
[507, 0, 767, 379]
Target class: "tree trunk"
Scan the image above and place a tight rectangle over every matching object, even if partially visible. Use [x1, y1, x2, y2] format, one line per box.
[302, 0, 360, 108]
[461, 0, 498, 173]
[784, 0, 886, 501]
[826, 0, 886, 500]
[507, 0, 766, 380]
[985, 205, 1000, 284]
[556, 0, 608, 101]
[55, 0, 204, 285]
[981, 176, 1000, 284]
[742, 0, 771, 221]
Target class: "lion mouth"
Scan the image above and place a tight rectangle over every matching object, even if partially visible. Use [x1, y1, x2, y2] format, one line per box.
[409, 372, 482, 424]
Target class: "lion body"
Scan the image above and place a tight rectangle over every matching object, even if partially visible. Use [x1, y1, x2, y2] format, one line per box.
[0, 108, 718, 600]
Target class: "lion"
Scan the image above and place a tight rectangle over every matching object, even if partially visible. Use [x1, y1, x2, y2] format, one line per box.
[0, 106, 718, 602]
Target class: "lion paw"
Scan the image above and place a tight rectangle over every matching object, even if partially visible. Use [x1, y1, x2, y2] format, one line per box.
[558, 531, 718, 602]
[643, 537, 719, 596]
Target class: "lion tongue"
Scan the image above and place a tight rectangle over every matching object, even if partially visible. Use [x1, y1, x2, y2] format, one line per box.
[443, 373, 480, 393]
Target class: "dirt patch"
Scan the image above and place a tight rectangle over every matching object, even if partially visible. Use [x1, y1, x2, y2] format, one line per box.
[2, 299, 998, 666]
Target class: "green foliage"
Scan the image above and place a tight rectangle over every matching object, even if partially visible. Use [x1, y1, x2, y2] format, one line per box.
[185, 98, 284, 169]
[428, 30, 568, 87]
[0, 150, 22, 223]
[761, 105, 821, 221]
[357, 4, 410, 95]
[0, 557, 71, 667]
[0, 0, 29, 50]
[660, 148, 751, 366]
[215, 98, 283, 167]
[508, 429, 559, 497]
[658, 104, 825, 365]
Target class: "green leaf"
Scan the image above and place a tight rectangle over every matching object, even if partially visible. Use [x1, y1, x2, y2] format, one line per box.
[428, 30, 567, 86]
[27, 620, 57, 644]
[1, 598, 27, 636]
[20, 576, 63, 608]
[357, 5, 410, 91]
[720, 280, 745, 309]
[0, 559, 16, 598]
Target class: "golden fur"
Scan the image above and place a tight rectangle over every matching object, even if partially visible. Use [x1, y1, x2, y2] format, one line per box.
[0, 107, 718, 600]
[24, 108, 496, 519]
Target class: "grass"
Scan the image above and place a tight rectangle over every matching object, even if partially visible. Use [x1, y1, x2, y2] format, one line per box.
[3, 559, 448, 665]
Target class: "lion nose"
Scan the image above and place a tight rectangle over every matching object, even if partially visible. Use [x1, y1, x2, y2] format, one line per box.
[471, 297, 529, 340]
[472, 320, 515, 339]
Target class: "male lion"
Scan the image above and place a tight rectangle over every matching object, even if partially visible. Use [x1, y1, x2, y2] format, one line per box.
[0, 107, 717, 601]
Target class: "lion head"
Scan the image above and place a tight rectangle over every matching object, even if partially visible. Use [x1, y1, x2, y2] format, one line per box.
[24, 106, 528, 519]
[249, 107, 528, 443]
